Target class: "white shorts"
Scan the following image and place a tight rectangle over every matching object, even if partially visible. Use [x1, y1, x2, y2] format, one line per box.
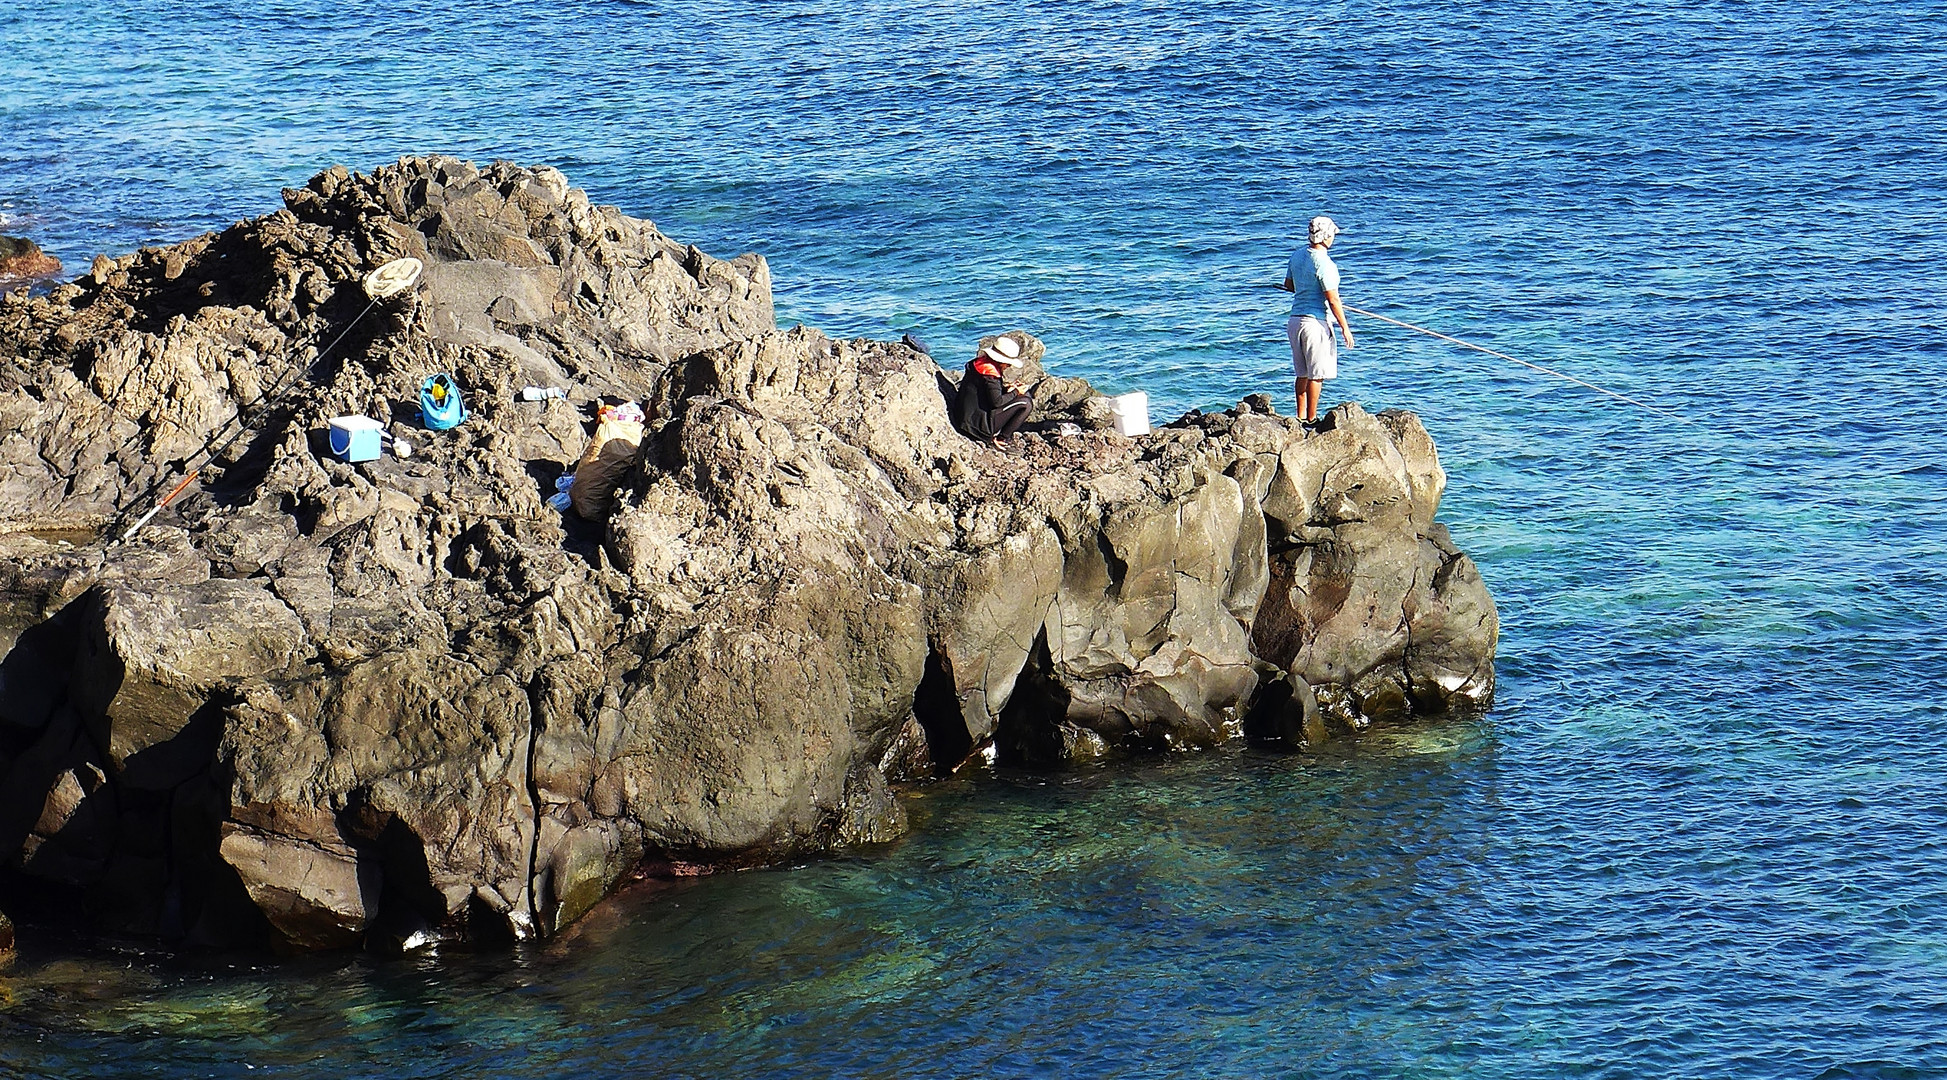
[1288, 315, 1337, 380]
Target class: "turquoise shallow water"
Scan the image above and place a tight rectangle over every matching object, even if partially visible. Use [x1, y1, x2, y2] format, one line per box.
[5, 1, 1947, 1075]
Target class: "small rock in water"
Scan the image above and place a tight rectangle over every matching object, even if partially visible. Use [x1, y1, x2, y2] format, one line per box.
[0, 235, 61, 284]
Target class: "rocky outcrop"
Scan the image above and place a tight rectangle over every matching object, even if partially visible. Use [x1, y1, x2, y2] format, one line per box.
[0, 157, 1496, 953]
[0, 237, 61, 289]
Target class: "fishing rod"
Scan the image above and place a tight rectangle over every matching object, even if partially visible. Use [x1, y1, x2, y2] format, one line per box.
[114, 257, 425, 543]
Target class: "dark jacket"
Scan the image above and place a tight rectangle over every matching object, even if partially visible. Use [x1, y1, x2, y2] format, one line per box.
[951, 359, 1032, 440]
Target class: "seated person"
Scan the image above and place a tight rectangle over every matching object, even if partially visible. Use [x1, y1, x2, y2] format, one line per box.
[951, 336, 1033, 441]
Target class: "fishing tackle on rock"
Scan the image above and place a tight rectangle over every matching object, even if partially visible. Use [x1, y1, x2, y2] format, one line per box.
[114, 257, 425, 543]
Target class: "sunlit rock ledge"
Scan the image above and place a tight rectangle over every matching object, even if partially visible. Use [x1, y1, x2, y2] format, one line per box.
[0, 157, 1496, 953]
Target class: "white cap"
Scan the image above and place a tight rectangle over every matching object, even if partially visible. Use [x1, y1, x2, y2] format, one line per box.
[1309, 216, 1340, 245]
[982, 336, 1023, 366]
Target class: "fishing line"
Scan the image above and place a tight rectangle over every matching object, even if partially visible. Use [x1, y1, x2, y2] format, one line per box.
[1341, 304, 1699, 426]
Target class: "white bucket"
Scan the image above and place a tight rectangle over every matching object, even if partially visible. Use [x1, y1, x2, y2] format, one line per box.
[1109, 392, 1150, 437]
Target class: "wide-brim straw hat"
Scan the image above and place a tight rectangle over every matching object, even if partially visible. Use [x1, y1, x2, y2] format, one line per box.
[982, 336, 1023, 366]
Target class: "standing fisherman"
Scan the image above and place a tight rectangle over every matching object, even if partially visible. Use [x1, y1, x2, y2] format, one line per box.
[1279, 216, 1354, 425]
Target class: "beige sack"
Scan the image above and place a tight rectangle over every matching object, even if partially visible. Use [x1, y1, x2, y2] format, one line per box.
[568, 417, 645, 520]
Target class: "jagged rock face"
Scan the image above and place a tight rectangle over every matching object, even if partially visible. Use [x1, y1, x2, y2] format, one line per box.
[0, 157, 1496, 954]
[0, 157, 769, 532]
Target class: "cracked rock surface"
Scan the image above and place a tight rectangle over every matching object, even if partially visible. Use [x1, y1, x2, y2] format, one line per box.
[0, 157, 1496, 952]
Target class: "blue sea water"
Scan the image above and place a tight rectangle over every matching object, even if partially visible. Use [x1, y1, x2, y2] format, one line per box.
[5, 0, 1947, 1075]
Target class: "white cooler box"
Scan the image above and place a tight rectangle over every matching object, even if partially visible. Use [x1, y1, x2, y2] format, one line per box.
[327, 415, 384, 463]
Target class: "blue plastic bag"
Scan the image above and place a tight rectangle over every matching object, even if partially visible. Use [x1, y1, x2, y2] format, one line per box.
[420, 373, 466, 430]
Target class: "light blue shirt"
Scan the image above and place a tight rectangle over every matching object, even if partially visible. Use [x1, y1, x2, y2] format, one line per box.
[1287, 246, 1340, 324]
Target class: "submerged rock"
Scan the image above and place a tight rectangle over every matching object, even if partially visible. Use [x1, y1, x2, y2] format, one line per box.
[0, 157, 1496, 952]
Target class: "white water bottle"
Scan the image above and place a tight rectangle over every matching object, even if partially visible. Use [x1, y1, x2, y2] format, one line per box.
[521, 386, 567, 401]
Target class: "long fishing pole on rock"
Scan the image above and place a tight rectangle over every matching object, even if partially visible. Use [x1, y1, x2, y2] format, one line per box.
[114, 256, 426, 543]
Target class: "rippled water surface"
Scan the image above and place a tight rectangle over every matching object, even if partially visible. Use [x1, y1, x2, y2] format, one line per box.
[5, 1, 1947, 1075]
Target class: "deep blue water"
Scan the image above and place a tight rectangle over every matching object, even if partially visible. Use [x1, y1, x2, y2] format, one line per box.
[6, 1, 1947, 1075]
